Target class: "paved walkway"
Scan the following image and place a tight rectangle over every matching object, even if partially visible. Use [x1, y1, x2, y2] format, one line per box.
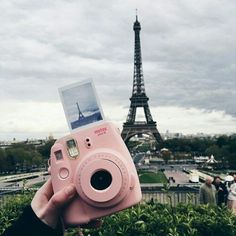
[0, 172, 49, 189]
[164, 170, 189, 184]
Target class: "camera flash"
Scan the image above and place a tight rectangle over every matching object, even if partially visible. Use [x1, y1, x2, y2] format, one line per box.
[66, 139, 79, 158]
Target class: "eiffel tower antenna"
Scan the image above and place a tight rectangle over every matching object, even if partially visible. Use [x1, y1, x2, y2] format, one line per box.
[121, 15, 163, 145]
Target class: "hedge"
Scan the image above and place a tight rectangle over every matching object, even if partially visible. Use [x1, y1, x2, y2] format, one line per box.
[1, 193, 236, 236]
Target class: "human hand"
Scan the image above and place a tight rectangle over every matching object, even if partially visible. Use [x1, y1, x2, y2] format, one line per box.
[31, 178, 76, 229]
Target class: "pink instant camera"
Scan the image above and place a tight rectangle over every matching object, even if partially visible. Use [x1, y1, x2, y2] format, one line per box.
[50, 121, 142, 226]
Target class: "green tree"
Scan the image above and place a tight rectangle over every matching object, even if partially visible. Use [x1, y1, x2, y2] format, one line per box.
[0, 149, 7, 172]
[205, 145, 221, 159]
[216, 135, 229, 148]
[162, 149, 172, 164]
[3, 146, 44, 172]
[37, 140, 55, 159]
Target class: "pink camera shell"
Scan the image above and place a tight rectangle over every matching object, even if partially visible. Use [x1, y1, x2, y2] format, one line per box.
[50, 121, 142, 226]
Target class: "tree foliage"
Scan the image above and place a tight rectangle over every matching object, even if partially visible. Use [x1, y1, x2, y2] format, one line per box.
[0, 192, 34, 234]
[37, 140, 55, 158]
[0, 141, 55, 173]
[163, 135, 236, 168]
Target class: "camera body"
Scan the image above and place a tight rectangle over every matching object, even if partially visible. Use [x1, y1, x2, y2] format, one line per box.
[50, 121, 142, 226]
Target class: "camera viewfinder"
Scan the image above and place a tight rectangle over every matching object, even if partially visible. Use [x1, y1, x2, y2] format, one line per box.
[55, 150, 63, 161]
[66, 139, 79, 158]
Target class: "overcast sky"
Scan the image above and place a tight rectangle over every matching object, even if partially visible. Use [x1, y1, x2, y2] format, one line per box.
[0, 0, 236, 140]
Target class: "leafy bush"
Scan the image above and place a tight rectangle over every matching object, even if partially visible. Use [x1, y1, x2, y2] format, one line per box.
[71, 203, 236, 236]
[1, 193, 236, 236]
[0, 191, 34, 234]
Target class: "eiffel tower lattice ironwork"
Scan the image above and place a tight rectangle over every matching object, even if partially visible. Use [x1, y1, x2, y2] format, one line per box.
[121, 15, 163, 144]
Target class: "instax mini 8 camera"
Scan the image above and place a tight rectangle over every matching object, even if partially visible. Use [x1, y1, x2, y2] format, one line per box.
[50, 121, 142, 226]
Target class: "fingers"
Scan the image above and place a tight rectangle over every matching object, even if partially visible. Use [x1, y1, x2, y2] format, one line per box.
[31, 178, 54, 211]
[37, 178, 54, 200]
[31, 181, 77, 229]
[47, 184, 77, 212]
[48, 166, 51, 174]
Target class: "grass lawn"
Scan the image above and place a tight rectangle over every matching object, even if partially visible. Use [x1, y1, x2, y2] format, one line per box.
[31, 181, 46, 188]
[138, 170, 167, 183]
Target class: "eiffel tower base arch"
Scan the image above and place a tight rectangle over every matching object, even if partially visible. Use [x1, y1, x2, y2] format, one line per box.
[121, 122, 163, 145]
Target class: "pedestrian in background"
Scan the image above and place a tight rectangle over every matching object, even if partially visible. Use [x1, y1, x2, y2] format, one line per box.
[212, 176, 228, 206]
[224, 175, 234, 191]
[227, 174, 236, 214]
[233, 173, 236, 183]
[199, 176, 216, 205]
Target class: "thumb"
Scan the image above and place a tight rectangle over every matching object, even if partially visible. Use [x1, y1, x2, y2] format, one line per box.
[47, 184, 77, 212]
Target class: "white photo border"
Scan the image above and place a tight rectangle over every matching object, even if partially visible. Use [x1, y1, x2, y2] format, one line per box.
[58, 79, 105, 132]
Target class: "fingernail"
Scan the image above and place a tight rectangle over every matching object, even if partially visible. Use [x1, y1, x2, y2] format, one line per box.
[65, 185, 76, 196]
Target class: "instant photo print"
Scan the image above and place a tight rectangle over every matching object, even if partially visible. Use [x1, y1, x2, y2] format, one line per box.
[59, 80, 104, 131]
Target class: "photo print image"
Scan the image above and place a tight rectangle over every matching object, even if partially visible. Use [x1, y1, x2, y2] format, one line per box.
[59, 80, 104, 131]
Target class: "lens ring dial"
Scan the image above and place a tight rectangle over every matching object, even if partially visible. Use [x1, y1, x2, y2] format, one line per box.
[75, 150, 130, 208]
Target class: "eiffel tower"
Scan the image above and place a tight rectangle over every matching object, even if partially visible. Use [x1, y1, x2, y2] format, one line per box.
[121, 15, 163, 145]
[76, 102, 85, 120]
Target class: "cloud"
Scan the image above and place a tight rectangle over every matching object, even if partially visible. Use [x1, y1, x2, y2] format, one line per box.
[1, 101, 235, 141]
[154, 106, 236, 134]
[0, 101, 67, 134]
[0, 0, 236, 139]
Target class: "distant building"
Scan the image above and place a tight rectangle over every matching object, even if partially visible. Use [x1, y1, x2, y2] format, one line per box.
[144, 158, 150, 165]
[25, 138, 44, 145]
[0, 136, 53, 149]
[193, 156, 209, 164]
[48, 133, 54, 141]
[163, 131, 183, 140]
[0, 140, 13, 149]
[206, 155, 218, 164]
[149, 157, 164, 164]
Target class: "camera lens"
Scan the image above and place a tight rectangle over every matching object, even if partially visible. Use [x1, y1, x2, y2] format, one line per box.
[90, 170, 112, 190]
